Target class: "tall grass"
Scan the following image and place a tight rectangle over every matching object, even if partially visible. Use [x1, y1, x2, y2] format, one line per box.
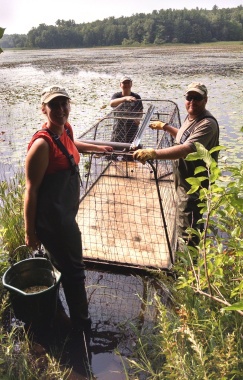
[0, 170, 25, 254]
[0, 171, 72, 379]
[0, 322, 72, 379]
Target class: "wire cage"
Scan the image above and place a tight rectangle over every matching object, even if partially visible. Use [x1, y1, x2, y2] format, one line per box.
[77, 100, 181, 270]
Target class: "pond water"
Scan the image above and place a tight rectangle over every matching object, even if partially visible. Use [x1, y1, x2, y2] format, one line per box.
[0, 45, 243, 169]
[0, 45, 243, 379]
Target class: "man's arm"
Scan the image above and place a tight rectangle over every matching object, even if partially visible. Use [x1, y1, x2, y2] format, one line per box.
[150, 121, 178, 138]
[155, 143, 193, 160]
[75, 140, 113, 153]
[133, 143, 193, 164]
[110, 96, 140, 107]
[163, 123, 179, 138]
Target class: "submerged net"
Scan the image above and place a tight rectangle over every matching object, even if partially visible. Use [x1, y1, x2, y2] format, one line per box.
[77, 100, 181, 270]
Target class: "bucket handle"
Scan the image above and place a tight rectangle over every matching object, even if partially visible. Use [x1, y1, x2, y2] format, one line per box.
[9, 245, 47, 266]
[8, 245, 33, 266]
[8, 245, 57, 285]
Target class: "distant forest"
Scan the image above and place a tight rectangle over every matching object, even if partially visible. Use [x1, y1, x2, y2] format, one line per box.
[2, 6, 243, 49]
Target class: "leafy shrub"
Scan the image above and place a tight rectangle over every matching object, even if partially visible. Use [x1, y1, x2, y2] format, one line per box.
[126, 143, 243, 379]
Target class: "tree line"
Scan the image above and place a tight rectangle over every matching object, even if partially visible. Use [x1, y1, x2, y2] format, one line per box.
[2, 6, 243, 49]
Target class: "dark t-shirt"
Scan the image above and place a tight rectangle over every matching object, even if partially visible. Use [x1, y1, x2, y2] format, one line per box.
[110, 92, 143, 143]
[111, 91, 142, 103]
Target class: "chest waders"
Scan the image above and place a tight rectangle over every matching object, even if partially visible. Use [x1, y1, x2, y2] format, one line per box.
[35, 134, 89, 329]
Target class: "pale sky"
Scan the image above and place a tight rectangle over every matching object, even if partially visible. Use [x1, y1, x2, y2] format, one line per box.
[1, 0, 242, 35]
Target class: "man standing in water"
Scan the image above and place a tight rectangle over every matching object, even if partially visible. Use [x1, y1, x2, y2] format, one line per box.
[110, 76, 143, 143]
[133, 82, 219, 249]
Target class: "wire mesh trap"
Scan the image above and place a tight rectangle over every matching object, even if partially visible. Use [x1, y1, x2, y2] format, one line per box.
[77, 100, 181, 270]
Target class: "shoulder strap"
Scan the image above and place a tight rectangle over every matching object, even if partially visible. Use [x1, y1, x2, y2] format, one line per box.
[197, 115, 219, 143]
[44, 128, 79, 174]
[180, 115, 219, 144]
[64, 125, 73, 141]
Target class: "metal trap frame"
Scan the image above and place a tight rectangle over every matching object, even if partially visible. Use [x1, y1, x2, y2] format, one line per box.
[76, 100, 181, 270]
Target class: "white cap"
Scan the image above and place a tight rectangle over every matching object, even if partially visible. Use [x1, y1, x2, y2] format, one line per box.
[120, 76, 132, 83]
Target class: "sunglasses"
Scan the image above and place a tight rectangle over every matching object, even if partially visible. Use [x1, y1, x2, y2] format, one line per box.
[185, 94, 204, 101]
[47, 99, 70, 108]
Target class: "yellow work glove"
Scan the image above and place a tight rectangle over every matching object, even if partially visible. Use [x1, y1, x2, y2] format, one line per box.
[133, 148, 157, 165]
[149, 121, 167, 130]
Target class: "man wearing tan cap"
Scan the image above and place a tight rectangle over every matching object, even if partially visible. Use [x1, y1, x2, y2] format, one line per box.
[110, 76, 143, 144]
[133, 82, 219, 249]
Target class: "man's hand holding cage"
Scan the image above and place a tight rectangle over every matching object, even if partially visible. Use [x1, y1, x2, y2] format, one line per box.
[149, 121, 167, 130]
[133, 148, 157, 164]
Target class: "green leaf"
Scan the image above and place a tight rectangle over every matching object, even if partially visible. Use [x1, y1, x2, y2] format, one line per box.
[197, 202, 206, 208]
[187, 186, 199, 194]
[223, 301, 243, 311]
[209, 145, 225, 154]
[186, 152, 201, 161]
[0, 27, 5, 39]
[194, 166, 207, 174]
[186, 177, 201, 186]
[217, 243, 224, 253]
[210, 185, 224, 193]
[0, 27, 5, 54]
[232, 226, 241, 238]
[209, 167, 221, 182]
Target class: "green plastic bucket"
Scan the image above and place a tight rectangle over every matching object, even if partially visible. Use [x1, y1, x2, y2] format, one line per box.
[2, 256, 61, 326]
